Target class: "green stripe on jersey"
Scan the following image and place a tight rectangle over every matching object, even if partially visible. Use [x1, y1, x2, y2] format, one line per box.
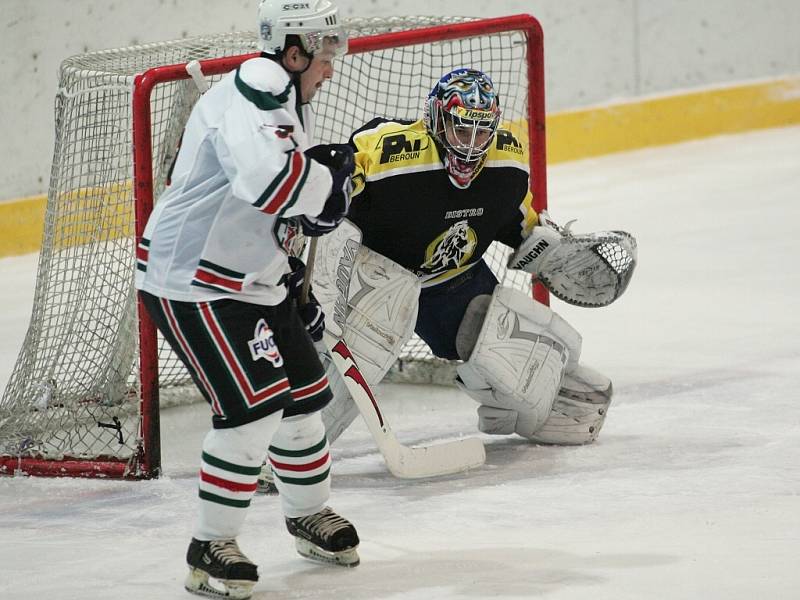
[280, 157, 312, 215]
[254, 152, 293, 208]
[235, 68, 292, 110]
[196, 259, 245, 279]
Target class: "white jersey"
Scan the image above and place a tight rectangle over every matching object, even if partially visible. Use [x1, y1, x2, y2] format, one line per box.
[135, 56, 332, 306]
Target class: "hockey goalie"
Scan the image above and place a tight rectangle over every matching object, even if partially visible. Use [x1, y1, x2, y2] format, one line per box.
[293, 68, 637, 477]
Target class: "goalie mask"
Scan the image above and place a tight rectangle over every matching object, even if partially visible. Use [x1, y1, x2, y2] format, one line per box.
[424, 68, 501, 189]
[257, 0, 348, 58]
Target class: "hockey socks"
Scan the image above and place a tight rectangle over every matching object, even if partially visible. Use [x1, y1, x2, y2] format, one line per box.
[194, 413, 281, 540]
[268, 412, 331, 517]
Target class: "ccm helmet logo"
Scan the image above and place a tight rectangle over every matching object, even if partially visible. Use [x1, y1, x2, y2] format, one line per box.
[283, 2, 310, 9]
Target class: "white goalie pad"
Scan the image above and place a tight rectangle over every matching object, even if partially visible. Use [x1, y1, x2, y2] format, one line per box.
[310, 219, 362, 339]
[517, 364, 613, 444]
[455, 286, 582, 432]
[312, 227, 418, 442]
[476, 364, 612, 445]
[315, 341, 360, 443]
[342, 246, 420, 385]
[508, 212, 637, 308]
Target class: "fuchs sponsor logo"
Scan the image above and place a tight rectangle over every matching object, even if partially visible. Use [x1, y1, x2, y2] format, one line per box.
[513, 239, 550, 268]
[249, 319, 284, 367]
[379, 134, 428, 164]
[496, 130, 523, 154]
[332, 239, 359, 331]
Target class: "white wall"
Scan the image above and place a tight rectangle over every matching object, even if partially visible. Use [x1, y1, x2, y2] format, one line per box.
[1, 0, 799, 199]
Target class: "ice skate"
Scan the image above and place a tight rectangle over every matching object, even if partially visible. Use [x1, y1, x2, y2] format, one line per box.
[256, 462, 278, 495]
[184, 538, 258, 599]
[285, 507, 360, 567]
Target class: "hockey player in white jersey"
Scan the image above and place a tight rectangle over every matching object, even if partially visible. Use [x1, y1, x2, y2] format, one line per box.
[135, 1, 358, 598]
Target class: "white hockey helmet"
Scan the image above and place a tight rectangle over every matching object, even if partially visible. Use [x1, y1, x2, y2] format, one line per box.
[257, 0, 348, 57]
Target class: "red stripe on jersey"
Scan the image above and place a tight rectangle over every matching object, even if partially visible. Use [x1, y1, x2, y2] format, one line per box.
[200, 470, 258, 493]
[194, 269, 244, 292]
[270, 452, 330, 473]
[263, 151, 305, 214]
[136, 245, 148, 260]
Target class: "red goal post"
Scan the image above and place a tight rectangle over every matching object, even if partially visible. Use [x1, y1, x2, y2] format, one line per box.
[0, 15, 547, 480]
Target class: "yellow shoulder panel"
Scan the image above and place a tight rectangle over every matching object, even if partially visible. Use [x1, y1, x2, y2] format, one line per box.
[352, 119, 441, 194]
[488, 121, 530, 166]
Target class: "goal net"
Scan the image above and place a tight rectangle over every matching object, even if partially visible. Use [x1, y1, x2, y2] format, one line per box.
[0, 15, 546, 479]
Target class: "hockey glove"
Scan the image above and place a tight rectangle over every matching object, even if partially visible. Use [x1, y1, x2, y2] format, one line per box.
[300, 144, 355, 237]
[286, 256, 325, 342]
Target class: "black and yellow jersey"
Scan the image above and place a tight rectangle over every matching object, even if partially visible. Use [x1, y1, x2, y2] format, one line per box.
[347, 118, 538, 287]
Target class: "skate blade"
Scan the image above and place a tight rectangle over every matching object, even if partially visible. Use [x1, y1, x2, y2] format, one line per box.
[185, 567, 255, 599]
[255, 479, 279, 495]
[294, 538, 360, 567]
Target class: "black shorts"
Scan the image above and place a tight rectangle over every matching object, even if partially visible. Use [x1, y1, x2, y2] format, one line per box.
[140, 291, 332, 428]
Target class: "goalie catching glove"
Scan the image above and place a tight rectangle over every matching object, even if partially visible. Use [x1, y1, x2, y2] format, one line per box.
[300, 144, 355, 237]
[509, 211, 637, 307]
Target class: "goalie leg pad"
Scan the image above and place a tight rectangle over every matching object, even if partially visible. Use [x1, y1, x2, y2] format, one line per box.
[317, 247, 420, 444]
[455, 286, 582, 432]
[517, 364, 613, 445]
[476, 405, 518, 435]
[310, 219, 362, 339]
[318, 343, 360, 444]
[340, 246, 420, 385]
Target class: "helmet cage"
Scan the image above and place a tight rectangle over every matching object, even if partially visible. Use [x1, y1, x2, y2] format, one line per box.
[438, 104, 500, 163]
[425, 69, 501, 161]
[258, 0, 348, 57]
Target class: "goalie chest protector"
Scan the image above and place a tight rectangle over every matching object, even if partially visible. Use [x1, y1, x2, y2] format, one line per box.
[347, 118, 535, 286]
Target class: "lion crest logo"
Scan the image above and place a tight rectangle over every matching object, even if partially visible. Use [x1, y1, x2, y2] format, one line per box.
[421, 220, 477, 273]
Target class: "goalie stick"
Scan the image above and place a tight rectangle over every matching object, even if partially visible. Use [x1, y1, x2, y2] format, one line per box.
[303, 238, 486, 478]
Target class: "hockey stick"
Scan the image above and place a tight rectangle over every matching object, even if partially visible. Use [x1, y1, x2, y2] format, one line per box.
[302, 237, 486, 478]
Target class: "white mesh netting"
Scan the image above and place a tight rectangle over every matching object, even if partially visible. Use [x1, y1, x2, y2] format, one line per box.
[0, 16, 537, 474]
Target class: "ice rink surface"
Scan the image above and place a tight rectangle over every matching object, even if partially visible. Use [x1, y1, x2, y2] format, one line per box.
[1, 126, 798, 599]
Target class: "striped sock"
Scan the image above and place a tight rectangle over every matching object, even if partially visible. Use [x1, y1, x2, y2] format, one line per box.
[269, 413, 331, 518]
[194, 413, 281, 540]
